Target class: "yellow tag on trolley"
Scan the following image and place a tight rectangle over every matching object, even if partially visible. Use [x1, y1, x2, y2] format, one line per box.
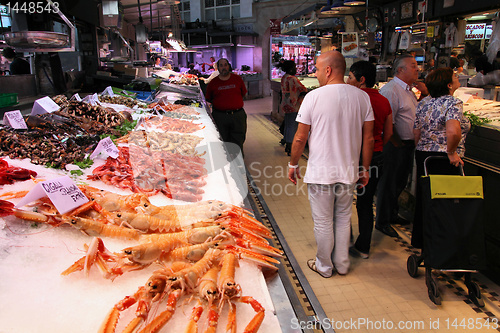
[428, 175, 484, 199]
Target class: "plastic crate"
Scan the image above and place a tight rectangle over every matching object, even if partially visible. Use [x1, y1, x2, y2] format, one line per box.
[130, 90, 153, 102]
[0, 93, 18, 108]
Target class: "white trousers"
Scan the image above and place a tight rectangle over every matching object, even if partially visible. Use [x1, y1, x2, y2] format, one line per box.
[308, 183, 354, 276]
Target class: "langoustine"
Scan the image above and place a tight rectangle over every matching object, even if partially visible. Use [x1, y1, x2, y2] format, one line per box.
[0, 186, 281, 332]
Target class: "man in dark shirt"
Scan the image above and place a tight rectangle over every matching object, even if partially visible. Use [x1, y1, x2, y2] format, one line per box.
[2, 47, 30, 75]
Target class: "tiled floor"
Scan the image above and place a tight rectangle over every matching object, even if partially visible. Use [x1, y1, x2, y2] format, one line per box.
[243, 96, 500, 333]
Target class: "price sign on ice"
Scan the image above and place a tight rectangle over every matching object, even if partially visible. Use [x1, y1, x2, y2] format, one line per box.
[15, 176, 89, 215]
[3, 110, 27, 129]
[90, 137, 119, 159]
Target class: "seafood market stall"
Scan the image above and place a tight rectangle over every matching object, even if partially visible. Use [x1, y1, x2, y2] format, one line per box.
[461, 98, 500, 284]
[0, 82, 301, 332]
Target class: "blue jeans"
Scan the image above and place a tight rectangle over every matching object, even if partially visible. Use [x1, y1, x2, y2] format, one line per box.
[375, 141, 415, 229]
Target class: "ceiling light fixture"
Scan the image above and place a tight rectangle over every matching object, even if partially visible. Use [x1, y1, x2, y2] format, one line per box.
[320, 0, 349, 15]
[344, 0, 366, 5]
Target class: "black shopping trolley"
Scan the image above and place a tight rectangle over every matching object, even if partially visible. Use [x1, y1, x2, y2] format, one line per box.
[406, 156, 486, 306]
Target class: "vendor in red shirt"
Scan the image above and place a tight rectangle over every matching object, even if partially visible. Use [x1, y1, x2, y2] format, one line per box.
[205, 58, 248, 155]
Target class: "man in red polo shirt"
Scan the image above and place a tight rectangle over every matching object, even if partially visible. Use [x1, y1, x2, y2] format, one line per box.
[205, 58, 247, 155]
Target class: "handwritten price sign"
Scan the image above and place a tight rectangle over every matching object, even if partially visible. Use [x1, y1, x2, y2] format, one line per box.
[90, 137, 119, 159]
[15, 176, 89, 215]
[3, 110, 27, 129]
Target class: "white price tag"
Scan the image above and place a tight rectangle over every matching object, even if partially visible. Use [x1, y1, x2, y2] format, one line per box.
[82, 93, 99, 105]
[70, 93, 82, 101]
[15, 176, 89, 215]
[3, 110, 27, 129]
[90, 137, 119, 159]
[102, 86, 115, 96]
[31, 96, 60, 116]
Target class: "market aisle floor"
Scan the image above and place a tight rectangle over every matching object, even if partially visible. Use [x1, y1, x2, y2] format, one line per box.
[242, 96, 500, 333]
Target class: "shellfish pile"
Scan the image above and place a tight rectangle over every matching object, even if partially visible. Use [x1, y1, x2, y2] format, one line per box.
[0, 185, 281, 333]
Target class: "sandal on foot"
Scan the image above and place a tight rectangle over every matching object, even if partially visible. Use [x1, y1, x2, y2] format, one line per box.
[307, 259, 331, 278]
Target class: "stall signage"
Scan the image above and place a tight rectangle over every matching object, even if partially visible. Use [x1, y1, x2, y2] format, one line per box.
[90, 136, 119, 159]
[3, 110, 27, 129]
[15, 176, 89, 215]
[270, 19, 281, 36]
[465, 23, 486, 40]
[485, 25, 493, 39]
[31, 96, 60, 116]
[427, 26, 435, 37]
[341, 32, 359, 58]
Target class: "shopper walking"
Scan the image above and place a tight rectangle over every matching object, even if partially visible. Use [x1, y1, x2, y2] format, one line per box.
[412, 68, 470, 248]
[288, 51, 374, 277]
[375, 54, 424, 238]
[205, 58, 248, 156]
[346, 61, 393, 259]
[279, 60, 307, 155]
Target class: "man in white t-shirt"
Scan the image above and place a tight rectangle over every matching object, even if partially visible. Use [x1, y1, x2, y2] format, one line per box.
[288, 51, 374, 277]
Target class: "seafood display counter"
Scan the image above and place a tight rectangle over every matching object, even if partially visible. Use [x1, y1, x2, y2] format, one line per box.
[461, 99, 500, 284]
[0, 85, 298, 332]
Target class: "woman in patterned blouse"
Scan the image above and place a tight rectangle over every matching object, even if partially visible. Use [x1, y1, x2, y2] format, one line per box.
[279, 60, 308, 155]
[411, 67, 471, 248]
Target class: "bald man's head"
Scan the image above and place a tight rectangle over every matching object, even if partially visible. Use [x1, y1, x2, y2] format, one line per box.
[315, 50, 346, 86]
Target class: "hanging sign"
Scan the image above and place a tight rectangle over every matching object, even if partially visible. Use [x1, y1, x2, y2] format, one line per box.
[270, 19, 281, 36]
[15, 176, 89, 215]
[486, 25, 493, 39]
[3, 110, 27, 129]
[465, 23, 486, 40]
[427, 26, 435, 38]
[341, 32, 359, 58]
[31, 96, 60, 116]
[90, 136, 119, 159]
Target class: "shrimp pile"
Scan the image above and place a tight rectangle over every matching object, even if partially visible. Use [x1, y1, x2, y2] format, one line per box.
[140, 116, 204, 133]
[145, 101, 200, 119]
[0, 186, 281, 332]
[88, 146, 207, 201]
[116, 131, 203, 155]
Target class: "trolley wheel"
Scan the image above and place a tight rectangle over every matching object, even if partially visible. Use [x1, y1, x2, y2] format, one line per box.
[407, 254, 420, 278]
[427, 279, 441, 305]
[467, 282, 485, 307]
